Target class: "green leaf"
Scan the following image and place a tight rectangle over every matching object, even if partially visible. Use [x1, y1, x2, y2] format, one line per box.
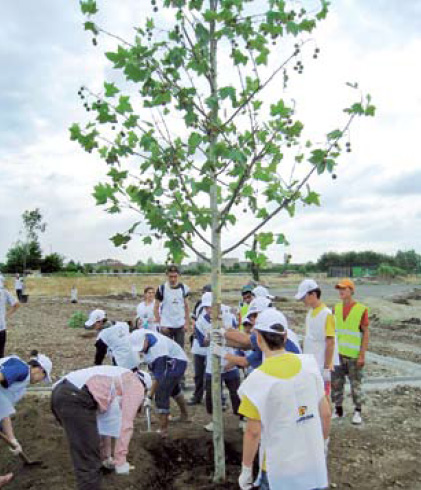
[188, 132, 202, 154]
[110, 233, 131, 247]
[219, 86, 236, 103]
[365, 104, 376, 116]
[80, 0, 98, 15]
[84, 21, 98, 35]
[93, 183, 114, 205]
[303, 191, 321, 206]
[257, 232, 274, 250]
[116, 95, 133, 114]
[270, 99, 290, 117]
[104, 82, 119, 98]
[69, 123, 82, 141]
[143, 236, 153, 245]
[327, 129, 342, 140]
[276, 233, 289, 245]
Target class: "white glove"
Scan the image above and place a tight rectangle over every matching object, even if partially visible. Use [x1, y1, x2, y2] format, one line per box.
[9, 438, 22, 455]
[212, 343, 225, 358]
[323, 369, 331, 382]
[144, 397, 152, 409]
[324, 437, 330, 455]
[210, 328, 226, 345]
[238, 464, 253, 490]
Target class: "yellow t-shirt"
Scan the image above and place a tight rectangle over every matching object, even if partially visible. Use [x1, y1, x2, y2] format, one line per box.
[311, 303, 335, 337]
[238, 353, 302, 470]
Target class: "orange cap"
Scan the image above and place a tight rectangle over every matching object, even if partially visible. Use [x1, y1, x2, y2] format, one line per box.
[335, 279, 355, 291]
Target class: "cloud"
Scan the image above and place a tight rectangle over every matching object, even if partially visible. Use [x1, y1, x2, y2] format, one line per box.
[0, 0, 420, 267]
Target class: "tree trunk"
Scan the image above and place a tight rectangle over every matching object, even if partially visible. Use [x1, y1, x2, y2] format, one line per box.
[209, 0, 225, 482]
[251, 235, 260, 282]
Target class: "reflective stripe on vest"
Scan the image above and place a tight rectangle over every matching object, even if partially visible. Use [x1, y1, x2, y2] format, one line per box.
[335, 302, 366, 358]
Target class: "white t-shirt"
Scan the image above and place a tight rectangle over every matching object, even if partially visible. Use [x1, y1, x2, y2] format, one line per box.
[156, 282, 190, 329]
[97, 323, 139, 370]
[136, 301, 156, 331]
[0, 288, 17, 331]
[15, 279, 23, 290]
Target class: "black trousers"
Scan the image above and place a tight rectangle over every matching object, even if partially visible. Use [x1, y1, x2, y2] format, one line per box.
[0, 330, 6, 358]
[205, 375, 241, 415]
[15, 289, 23, 302]
[192, 354, 206, 403]
[51, 380, 101, 490]
[160, 326, 185, 349]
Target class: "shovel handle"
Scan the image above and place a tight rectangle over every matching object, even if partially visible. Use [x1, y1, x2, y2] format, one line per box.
[0, 430, 36, 465]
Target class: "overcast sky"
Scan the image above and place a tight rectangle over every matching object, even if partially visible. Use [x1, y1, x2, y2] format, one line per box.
[1, 0, 420, 265]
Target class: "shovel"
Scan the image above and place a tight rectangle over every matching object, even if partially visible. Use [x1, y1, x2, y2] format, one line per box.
[0, 431, 43, 467]
[145, 406, 152, 432]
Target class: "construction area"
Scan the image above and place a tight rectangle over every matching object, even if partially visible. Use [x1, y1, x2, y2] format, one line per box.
[0, 275, 420, 489]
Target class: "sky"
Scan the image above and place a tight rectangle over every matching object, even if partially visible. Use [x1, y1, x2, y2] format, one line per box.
[1, 0, 420, 266]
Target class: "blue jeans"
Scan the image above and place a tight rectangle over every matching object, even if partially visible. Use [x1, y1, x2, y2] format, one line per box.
[260, 471, 324, 490]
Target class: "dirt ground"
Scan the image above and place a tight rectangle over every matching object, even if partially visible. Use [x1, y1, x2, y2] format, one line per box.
[1, 279, 421, 489]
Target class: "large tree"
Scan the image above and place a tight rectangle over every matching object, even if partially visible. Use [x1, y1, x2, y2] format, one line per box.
[72, 0, 375, 480]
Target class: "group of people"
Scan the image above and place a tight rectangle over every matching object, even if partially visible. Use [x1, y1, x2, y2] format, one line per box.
[0, 265, 369, 490]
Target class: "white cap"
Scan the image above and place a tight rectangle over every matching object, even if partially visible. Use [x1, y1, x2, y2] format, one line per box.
[85, 309, 107, 327]
[246, 296, 272, 317]
[254, 308, 288, 335]
[35, 353, 53, 383]
[252, 285, 275, 300]
[136, 370, 153, 391]
[294, 279, 319, 300]
[201, 292, 212, 308]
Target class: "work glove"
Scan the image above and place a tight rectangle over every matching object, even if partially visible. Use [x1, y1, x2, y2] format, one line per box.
[238, 464, 253, 490]
[212, 343, 225, 358]
[9, 439, 22, 456]
[323, 369, 331, 382]
[210, 328, 226, 346]
[143, 397, 152, 409]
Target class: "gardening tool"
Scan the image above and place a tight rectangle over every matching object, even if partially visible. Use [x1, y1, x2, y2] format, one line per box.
[145, 405, 152, 432]
[0, 431, 42, 467]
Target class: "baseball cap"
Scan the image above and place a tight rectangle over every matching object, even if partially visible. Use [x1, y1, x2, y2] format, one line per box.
[35, 353, 53, 383]
[247, 297, 272, 317]
[335, 279, 355, 291]
[295, 279, 319, 300]
[85, 309, 107, 327]
[201, 292, 212, 308]
[254, 308, 288, 335]
[252, 285, 275, 300]
[136, 370, 153, 391]
[241, 284, 254, 295]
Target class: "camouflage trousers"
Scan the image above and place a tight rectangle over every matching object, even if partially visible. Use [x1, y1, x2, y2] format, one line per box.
[331, 355, 363, 409]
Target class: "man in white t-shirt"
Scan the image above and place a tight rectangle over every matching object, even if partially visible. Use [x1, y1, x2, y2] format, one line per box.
[0, 276, 20, 358]
[14, 275, 23, 303]
[154, 264, 190, 350]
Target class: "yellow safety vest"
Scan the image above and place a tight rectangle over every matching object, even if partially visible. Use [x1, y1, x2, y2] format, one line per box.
[335, 302, 366, 359]
[239, 303, 249, 332]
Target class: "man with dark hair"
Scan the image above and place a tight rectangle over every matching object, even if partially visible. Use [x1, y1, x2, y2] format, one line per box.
[238, 284, 255, 328]
[331, 279, 369, 425]
[238, 308, 330, 490]
[154, 265, 190, 350]
[295, 279, 338, 398]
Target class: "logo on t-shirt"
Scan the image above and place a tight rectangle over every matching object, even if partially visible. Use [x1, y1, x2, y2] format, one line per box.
[297, 405, 314, 423]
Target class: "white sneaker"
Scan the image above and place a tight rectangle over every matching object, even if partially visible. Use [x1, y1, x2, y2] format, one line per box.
[352, 411, 362, 425]
[204, 422, 214, 432]
[101, 457, 114, 470]
[115, 462, 135, 475]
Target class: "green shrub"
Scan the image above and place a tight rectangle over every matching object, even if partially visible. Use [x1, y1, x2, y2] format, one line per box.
[68, 311, 88, 329]
[377, 263, 407, 278]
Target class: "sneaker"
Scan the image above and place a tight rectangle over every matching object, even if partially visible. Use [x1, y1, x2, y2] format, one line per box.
[187, 398, 201, 406]
[101, 457, 115, 470]
[352, 411, 362, 425]
[204, 422, 214, 432]
[115, 462, 135, 475]
[331, 412, 344, 420]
